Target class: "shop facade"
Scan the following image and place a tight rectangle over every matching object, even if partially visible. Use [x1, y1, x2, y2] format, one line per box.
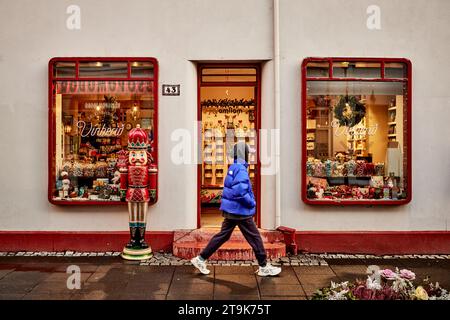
[0, 0, 449, 254]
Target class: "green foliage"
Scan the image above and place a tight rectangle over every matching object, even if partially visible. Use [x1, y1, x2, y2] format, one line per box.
[333, 95, 366, 127]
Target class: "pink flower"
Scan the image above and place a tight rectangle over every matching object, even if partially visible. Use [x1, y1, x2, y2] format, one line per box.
[399, 269, 416, 280]
[380, 269, 397, 280]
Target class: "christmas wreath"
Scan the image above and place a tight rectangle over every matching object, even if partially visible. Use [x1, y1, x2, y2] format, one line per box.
[333, 95, 366, 127]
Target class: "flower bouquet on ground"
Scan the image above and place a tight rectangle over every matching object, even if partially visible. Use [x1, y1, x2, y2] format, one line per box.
[312, 267, 450, 300]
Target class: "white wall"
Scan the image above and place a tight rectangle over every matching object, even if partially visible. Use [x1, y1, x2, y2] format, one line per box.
[0, 0, 449, 232]
[0, 0, 273, 231]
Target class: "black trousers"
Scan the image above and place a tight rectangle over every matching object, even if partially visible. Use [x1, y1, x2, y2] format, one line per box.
[199, 216, 267, 267]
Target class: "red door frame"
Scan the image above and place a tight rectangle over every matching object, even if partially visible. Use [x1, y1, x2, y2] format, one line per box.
[301, 57, 412, 205]
[48, 57, 159, 206]
[197, 63, 262, 228]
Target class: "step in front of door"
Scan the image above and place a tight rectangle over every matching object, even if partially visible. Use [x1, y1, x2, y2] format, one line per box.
[173, 240, 286, 261]
[174, 228, 285, 243]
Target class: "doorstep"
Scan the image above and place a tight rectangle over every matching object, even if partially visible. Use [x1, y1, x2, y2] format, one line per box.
[172, 228, 286, 261]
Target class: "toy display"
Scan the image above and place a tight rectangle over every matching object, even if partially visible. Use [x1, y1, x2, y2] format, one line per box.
[50, 77, 157, 205]
[306, 155, 406, 201]
[305, 89, 408, 203]
[53, 158, 123, 202]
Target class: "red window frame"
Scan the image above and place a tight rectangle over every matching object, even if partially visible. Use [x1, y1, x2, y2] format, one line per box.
[48, 57, 159, 205]
[301, 57, 412, 205]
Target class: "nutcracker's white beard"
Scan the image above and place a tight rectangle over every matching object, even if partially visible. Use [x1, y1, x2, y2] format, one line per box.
[128, 202, 148, 224]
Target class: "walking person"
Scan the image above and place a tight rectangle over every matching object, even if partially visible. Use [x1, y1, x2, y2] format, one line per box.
[191, 142, 281, 277]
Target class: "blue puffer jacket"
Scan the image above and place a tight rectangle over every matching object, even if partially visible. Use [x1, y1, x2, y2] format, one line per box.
[219, 159, 256, 216]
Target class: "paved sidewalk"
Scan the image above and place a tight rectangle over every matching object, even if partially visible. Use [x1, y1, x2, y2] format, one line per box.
[0, 255, 449, 300]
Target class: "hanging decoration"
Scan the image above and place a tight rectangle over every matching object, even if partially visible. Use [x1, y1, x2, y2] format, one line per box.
[201, 98, 255, 108]
[333, 95, 366, 127]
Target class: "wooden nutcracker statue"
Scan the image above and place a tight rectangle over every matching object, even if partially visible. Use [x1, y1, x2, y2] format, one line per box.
[118, 124, 157, 260]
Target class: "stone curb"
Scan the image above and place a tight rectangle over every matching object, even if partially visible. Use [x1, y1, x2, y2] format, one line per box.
[2, 251, 449, 266]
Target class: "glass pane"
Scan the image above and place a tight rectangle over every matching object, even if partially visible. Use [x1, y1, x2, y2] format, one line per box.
[202, 68, 256, 82]
[202, 68, 256, 75]
[305, 80, 408, 202]
[306, 62, 329, 78]
[51, 80, 155, 203]
[202, 75, 256, 82]
[385, 62, 407, 78]
[53, 62, 76, 78]
[79, 61, 128, 78]
[333, 61, 381, 78]
[200, 86, 257, 207]
[131, 61, 154, 78]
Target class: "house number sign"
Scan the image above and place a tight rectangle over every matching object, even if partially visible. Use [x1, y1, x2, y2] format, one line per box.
[162, 84, 180, 96]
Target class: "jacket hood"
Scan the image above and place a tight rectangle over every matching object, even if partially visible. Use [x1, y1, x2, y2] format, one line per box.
[234, 158, 249, 168]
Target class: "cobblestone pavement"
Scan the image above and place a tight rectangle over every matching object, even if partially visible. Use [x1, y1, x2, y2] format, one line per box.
[2, 251, 449, 266]
[1, 253, 449, 300]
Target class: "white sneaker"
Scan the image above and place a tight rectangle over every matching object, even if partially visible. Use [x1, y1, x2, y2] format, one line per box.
[256, 263, 282, 277]
[191, 256, 211, 275]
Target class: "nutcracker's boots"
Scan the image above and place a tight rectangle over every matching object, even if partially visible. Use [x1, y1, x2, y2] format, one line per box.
[126, 226, 138, 249]
[138, 224, 149, 249]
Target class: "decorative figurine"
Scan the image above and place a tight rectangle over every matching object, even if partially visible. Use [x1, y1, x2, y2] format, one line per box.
[61, 171, 71, 198]
[112, 170, 121, 184]
[335, 152, 345, 164]
[118, 124, 157, 260]
[315, 187, 325, 199]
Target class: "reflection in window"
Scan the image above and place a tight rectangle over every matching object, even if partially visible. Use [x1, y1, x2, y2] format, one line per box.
[305, 80, 408, 202]
[51, 80, 155, 202]
[332, 61, 381, 78]
[79, 61, 128, 78]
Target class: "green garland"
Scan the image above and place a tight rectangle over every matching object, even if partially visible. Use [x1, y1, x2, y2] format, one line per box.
[333, 95, 366, 127]
[201, 98, 255, 108]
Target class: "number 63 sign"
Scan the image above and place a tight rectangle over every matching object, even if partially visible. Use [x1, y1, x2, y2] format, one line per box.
[162, 84, 180, 96]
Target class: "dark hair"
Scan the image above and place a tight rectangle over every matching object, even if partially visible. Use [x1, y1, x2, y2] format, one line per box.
[233, 142, 249, 163]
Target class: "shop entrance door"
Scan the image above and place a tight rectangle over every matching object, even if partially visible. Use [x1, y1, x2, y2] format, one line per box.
[197, 64, 261, 228]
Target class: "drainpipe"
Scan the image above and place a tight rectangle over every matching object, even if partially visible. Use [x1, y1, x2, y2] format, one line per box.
[274, 0, 281, 228]
[273, 2, 298, 254]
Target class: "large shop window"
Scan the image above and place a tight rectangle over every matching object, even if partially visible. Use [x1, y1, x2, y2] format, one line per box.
[49, 58, 158, 205]
[301, 58, 411, 205]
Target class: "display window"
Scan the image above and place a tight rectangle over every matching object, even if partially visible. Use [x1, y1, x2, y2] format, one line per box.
[301, 58, 411, 205]
[48, 58, 158, 205]
[198, 64, 260, 227]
